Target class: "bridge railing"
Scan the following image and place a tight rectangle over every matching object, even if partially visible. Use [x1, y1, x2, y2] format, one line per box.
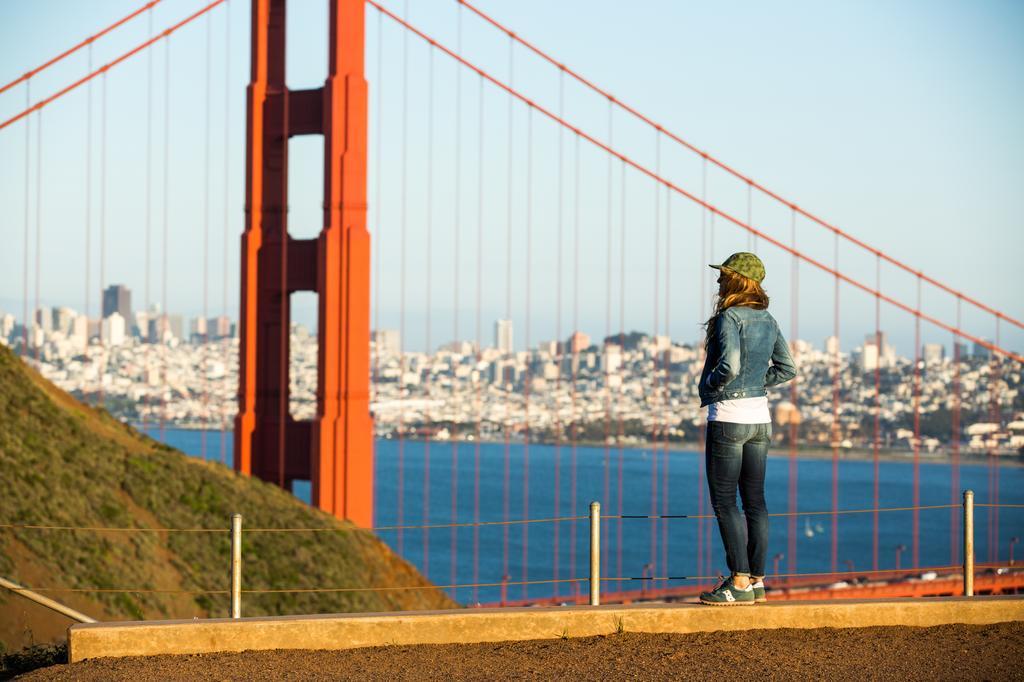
[3, 492, 1022, 621]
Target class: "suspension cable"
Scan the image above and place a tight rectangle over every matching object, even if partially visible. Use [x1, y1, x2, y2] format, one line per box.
[423, 45, 434, 581]
[34, 110, 43, 366]
[788, 207, 799, 576]
[201, 11, 213, 461]
[450, 1, 462, 602]
[160, 35, 171, 439]
[618, 153, 626, 585]
[661, 156, 671, 581]
[913, 275, 922, 568]
[98, 70, 108, 406]
[0, 0, 227, 132]
[552, 67, 565, 599]
[452, 0, 1024, 333]
[368, 0, 1024, 364]
[697, 157, 707, 586]
[872, 254, 881, 572]
[396, 0, 409, 557]
[143, 10, 154, 434]
[831, 231, 840, 575]
[650, 135, 660, 582]
[220, 0, 231, 465]
[522, 105, 533, 600]
[570, 130, 581, 599]
[473, 70, 484, 605]
[602, 98, 613, 590]
[85, 47, 94, 378]
[0, 0, 164, 96]
[21, 82, 31, 357]
[501, 31, 514, 593]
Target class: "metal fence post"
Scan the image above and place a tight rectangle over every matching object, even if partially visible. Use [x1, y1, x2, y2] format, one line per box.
[231, 513, 243, 618]
[589, 501, 600, 606]
[963, 490, 974, 597]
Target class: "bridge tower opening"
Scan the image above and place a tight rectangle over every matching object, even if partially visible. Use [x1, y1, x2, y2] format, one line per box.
[235, 0, 373, 526]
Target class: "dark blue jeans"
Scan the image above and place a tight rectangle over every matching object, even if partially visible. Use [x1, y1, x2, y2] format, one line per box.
[705, 421, 771, 577]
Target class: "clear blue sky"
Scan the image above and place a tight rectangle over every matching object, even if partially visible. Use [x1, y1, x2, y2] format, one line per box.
[1, 0, 1022, 356]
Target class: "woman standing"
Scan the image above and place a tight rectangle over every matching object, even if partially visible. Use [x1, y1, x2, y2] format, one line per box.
[697, 252, 797, 605]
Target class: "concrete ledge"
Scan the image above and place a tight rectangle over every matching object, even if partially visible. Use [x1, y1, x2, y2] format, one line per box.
[68, 596, 1024, 663]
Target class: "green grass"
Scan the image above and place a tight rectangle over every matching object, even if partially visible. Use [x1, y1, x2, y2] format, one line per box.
[0, 344, 455, 649]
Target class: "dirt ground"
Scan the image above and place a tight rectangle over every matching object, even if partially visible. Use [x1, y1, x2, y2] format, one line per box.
[16, 621, 1024, 681]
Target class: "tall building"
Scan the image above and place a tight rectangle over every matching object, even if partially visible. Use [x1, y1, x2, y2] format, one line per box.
[168, 314, 184, 341]
[922, 343, 944, 365]
[101, 312, 126, 347]
[569, 331, 590, 353]
[208, 315, 232, 339]
[601, 344, 622, 373]
[52, 307, 76, 335]
[0, 313, 14, 342]
[34, 307, 53, 333]
[372, 329, 400, 356]
[133, 310, 149, 339]
[861, 331, 896, 371]
[70, 315, 88, 347]
[148, 313, 184, 342]
[537, 340, 558, 356]
[190, 316, 208, 342]
[495, 319, 513, 354]
[102, 285, 132, 326]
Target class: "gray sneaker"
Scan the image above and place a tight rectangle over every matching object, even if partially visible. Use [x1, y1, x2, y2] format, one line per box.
[699, 576, 755, 606]
[751, 580, 766, 603]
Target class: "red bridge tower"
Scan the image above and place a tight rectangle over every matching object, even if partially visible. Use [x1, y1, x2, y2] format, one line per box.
[235, 0, 373, 527]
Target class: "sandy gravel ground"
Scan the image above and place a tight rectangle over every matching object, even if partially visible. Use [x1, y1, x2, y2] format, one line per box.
[19, 622, 1024, 681]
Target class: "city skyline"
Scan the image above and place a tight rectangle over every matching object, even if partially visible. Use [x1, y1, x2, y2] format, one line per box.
[1, 296, 1005, 364]
[7, 298, 1020, 457]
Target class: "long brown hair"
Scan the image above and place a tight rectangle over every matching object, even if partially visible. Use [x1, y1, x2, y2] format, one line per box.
[703, 268, 770, 348]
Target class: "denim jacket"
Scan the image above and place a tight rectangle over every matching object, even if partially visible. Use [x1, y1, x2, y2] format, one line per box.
[698, 305, 798, 407]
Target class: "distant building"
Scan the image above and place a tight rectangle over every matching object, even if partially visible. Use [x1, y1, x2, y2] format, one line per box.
[0, 313, 15, 341]
[69, 315, 88, 347]
[101, 312, 126, 347]
[148, 313, 184, 342]
[52, 307, 76, 335]
[208, 315, 233, 339]
[922, 343, 944, 365]
[601, 345, 622, 374]
[825, 336, 840, 356]
[190, 316, 208, 341]
[860, 332, 896, 371]
[372, 329, 400, 356]
[102, 285, 132, 325]
[439, 340, 473, 355]
[489, 359, 519, 385]
[537, 340, 558, 356]
[149, 316, 166, 343]
[133, 310, 149, 339]
[973, 340, 992, 361]
[495, 319, 513, 354]
[34, 307, 53, 333]
[569, 331, 590, 354]
[168, 314, 184, 341]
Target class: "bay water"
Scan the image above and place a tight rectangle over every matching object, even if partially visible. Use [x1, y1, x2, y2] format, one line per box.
[143, 427, 1023, 604]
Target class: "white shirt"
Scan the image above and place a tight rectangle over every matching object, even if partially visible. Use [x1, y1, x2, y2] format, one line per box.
[706, 396, 771, 424]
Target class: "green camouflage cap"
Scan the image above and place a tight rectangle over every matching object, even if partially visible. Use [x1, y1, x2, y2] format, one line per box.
[709, 252, 766, 283]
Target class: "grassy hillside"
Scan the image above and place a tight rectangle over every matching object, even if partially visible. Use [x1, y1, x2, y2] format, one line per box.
[0, 345, 454, 653]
